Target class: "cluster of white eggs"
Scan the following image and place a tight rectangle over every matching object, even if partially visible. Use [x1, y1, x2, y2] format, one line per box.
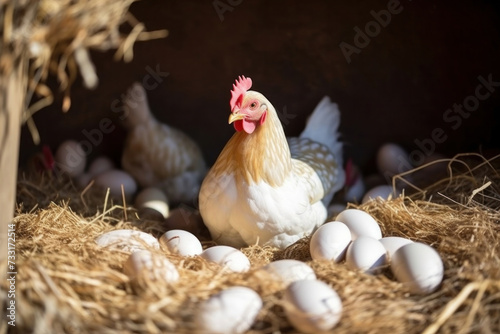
[55, 140, 139, 201]
[311, 209, 444, 295]
[94, 207, 444, 333]
[95, 228, 343, 333]
[55, 140, 174, 222]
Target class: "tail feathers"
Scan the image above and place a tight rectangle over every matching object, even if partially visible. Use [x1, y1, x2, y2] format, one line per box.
[300, 96, 343, 168]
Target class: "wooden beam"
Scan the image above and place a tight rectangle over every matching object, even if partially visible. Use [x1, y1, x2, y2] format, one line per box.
[0, 68, 23, 261]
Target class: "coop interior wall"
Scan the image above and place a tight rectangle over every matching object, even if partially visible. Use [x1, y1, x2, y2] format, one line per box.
[18, 0, 500, 174]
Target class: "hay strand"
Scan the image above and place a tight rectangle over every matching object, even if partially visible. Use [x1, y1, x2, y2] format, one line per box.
[423, 279, 500, 334]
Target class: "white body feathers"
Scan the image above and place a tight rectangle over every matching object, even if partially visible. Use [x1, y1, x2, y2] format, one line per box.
[199, 94, 344, 249]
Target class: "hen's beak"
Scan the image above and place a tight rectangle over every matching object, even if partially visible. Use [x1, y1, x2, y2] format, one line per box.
[228, 111, 245, 124]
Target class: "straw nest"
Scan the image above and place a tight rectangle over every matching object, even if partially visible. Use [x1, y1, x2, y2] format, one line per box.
[1, 153, 498, 334]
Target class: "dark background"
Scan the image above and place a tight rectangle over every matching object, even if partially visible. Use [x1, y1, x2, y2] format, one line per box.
[19, 0, 500, 175]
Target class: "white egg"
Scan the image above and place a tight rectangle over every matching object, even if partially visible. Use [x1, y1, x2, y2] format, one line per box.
[88, 156, 115, 177]
[200, 245, 251, 273]
[362, 185, 399, 203]
[123, 250, 179, 283]
[195, 286, 262, 334]
[94, 169, 137, 200]
[310, 222, 351, 262]
[345, 236, 387, 274]
[379, 236, 414, 260]
[95, 229, 160, 253]
[391, 242, 444, 295]
[377, 142, 412, 177]
[283, 279, 342, 333]
[135, 187, 169, 219]
[335, 209, 382, 240]
[260, 260, 316, 286]
[55, 140, 86, 177]
[159, 229, 203, 256]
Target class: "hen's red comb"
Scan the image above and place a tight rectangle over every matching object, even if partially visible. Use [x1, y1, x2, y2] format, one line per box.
[230, 75, 252, 111]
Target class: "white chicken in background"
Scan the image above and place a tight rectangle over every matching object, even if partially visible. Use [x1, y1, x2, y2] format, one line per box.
[121, 82, 207, 204]
[199, 76, 345, 249]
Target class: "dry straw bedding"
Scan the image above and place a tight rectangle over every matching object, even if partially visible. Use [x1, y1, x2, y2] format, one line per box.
[1, 154, 499, 334]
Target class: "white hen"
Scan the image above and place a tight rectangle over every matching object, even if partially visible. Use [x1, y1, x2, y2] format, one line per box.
[199, 76, 345, 249]
[121, 83, 207, 204]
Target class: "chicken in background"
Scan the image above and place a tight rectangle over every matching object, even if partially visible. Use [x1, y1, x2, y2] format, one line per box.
[199, 76, 345, 249]
[121, 82, 207, 204]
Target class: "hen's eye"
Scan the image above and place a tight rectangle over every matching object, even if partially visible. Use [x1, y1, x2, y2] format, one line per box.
[250, 102, 257, 109]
